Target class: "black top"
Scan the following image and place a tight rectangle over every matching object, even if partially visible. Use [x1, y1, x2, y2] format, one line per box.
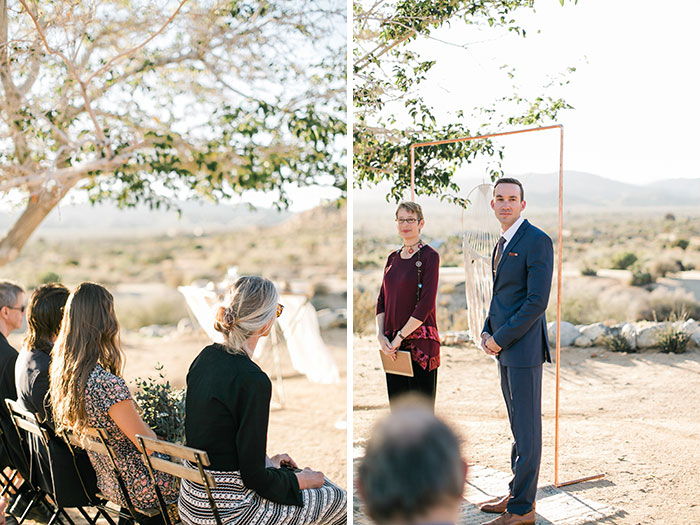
[0, 333, 18, 420]
[185, 343, 303, 506]
[15, 346, 54, 431]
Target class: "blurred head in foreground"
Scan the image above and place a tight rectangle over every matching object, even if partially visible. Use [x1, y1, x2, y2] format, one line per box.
[358, 396, 467, 524]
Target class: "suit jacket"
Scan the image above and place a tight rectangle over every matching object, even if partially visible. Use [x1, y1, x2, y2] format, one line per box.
[482, 219, 553, 367]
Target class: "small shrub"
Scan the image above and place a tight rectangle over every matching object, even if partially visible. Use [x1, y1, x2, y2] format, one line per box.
[611, 252, 637, 270]
[38, 271, 61, 284]
[651, 259, 678, 279]
[603, 333, 633, 353]
[656, 326, 691, 354]
[630, 267, 653, 286]
[133, 364, 186, 443]
[353, 288, 377, 334]
[672, 239, 689, 250]
[580, 265, 597, 276]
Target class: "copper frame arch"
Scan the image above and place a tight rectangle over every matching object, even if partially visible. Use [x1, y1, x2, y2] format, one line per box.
[409, 124, 604, 488]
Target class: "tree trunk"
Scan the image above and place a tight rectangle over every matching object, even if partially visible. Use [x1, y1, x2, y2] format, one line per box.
[0, 176, 80, 266]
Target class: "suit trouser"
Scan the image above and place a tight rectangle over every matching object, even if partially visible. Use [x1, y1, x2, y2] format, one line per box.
[498, 363, 542, 515]
[385, 360, 437, 411]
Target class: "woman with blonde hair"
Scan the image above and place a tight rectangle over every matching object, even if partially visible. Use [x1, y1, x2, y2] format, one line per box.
[179, 275, 346, 525]
[49, 282, 177, 510]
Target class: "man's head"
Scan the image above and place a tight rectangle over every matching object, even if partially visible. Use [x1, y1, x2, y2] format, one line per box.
[0, 281, 26, 337]
[491, 177, 526, 231]
[358, 396, 466, 524]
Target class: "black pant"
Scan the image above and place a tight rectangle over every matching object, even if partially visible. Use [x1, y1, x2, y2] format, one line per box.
[385, 360, 438, 410]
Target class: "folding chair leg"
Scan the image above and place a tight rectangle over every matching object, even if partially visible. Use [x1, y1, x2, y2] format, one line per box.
[95, 506, 119, 525]
[15, 491, 41, 525]
[59, 507, 77, 525]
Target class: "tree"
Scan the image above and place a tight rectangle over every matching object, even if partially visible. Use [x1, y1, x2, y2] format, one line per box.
[0, 0, 345, 265]
[354, 0, 575, 205]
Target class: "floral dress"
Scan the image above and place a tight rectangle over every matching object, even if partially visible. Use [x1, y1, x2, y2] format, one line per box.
[84, 364, 178, 509]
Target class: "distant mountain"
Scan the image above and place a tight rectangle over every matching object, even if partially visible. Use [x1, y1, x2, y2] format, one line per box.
[355, 172, 700, 210]
[0, 199, 291, 239]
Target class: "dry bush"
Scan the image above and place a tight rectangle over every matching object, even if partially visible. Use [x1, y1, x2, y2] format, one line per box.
[611, 252, 638, 270]
[657, 326, 691, 354]
[603, 333, 634, 353]
[353, 288, 377, 334]
[635, 287, 700, 321]
[115, 295, 189, 330]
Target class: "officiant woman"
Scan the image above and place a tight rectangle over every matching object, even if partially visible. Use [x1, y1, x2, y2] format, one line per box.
[375, 202, 441, 409]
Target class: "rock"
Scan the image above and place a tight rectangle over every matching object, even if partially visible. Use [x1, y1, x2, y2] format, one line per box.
[691, 329, 700, 348]
[579, 323, 609, 344]
[620, 323, 637, 349]
[636, 322, 667, 348]
[548, 321, 580, 347]
[441, 331, 470, 346]
[681, 319, 699, 334]
[574, 335, 593, 347]
[177, 317, 195, 334]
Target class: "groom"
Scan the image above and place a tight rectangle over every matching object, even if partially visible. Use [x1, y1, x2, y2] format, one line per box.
[479, 178, 553, 525]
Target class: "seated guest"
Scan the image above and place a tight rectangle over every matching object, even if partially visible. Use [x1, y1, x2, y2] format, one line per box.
[16, 283, 70, 428]
[16, 283, 98, 504]
[0, 281, 26, 492]
[179, 276, 346, 525]
[49, 282, 177, 510]
[358, 396, 467, 525]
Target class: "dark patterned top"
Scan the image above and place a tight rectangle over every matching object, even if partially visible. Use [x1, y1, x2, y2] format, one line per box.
[84, 364, 178, 509]
[376, 245, 441, 371]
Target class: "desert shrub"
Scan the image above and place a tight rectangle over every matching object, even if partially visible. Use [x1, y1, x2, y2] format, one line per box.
[672, 239, 689, 250]
[636, 287, 700, 321]
[133, 365, 186, 443]
[611, 252, 638, 270]
[436, 306, 468, 333]
[312, 281, 331, 295]
[115, 295, 189, 330]
[603, 333, 633, 353]
[656, 326, 691, 354]
[550, 291, 601, 325]
[354, 288, 377, 334]
[651, 259, 679, 279]
[38, 271, 61, 285]
[630, 266, 653, 286]
[580, 265, 597, 276]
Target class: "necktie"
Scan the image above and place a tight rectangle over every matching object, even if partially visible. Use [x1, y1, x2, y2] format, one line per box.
[493, 236, 506, 275]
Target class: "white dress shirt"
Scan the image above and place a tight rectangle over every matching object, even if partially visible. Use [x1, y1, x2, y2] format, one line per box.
[500, 216, 525, 251]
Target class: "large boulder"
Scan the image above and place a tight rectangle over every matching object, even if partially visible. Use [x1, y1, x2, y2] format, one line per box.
[547, 321, 580, 347]
[579, 323, 609, 345]
[636, 321, 666, 349]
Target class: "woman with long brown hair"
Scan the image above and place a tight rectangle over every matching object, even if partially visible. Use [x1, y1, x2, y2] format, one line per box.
[49, 282, 177, 510]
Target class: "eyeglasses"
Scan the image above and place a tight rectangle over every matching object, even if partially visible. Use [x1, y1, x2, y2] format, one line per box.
[6, 305, 25, 313]
[396, 218, 418, 224]
[276, 304, 284, 318]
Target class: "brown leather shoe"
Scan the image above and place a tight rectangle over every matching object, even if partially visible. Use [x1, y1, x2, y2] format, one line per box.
[479, 494, 510, 513]
[483, 510, 536, 525]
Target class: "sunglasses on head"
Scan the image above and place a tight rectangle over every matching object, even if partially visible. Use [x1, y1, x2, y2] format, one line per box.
[276, 304, 284, 318]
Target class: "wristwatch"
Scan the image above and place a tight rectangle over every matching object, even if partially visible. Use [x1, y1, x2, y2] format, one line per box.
[397, 331, 405, 340]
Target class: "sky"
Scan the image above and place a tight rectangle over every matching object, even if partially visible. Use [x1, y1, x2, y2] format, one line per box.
[397, 0, 700, 186]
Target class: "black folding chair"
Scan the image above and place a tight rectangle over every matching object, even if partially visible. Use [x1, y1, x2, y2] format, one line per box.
[135, 434, 221, 525]
[64, 427, 163, 524]
[5, 400, 66, 525]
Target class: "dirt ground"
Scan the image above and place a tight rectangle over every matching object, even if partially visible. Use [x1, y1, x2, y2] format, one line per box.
[353, 335, 700, 524]
[7, 327, 347, 490]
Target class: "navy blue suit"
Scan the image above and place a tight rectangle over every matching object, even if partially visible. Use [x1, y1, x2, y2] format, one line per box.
[482, 219, 553, 515]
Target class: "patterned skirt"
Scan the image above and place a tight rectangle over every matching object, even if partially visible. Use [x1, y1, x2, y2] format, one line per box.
[178, 468, 346, 525]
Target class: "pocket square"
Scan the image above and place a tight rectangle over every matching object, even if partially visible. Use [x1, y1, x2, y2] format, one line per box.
[508, 252, 518, 256]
